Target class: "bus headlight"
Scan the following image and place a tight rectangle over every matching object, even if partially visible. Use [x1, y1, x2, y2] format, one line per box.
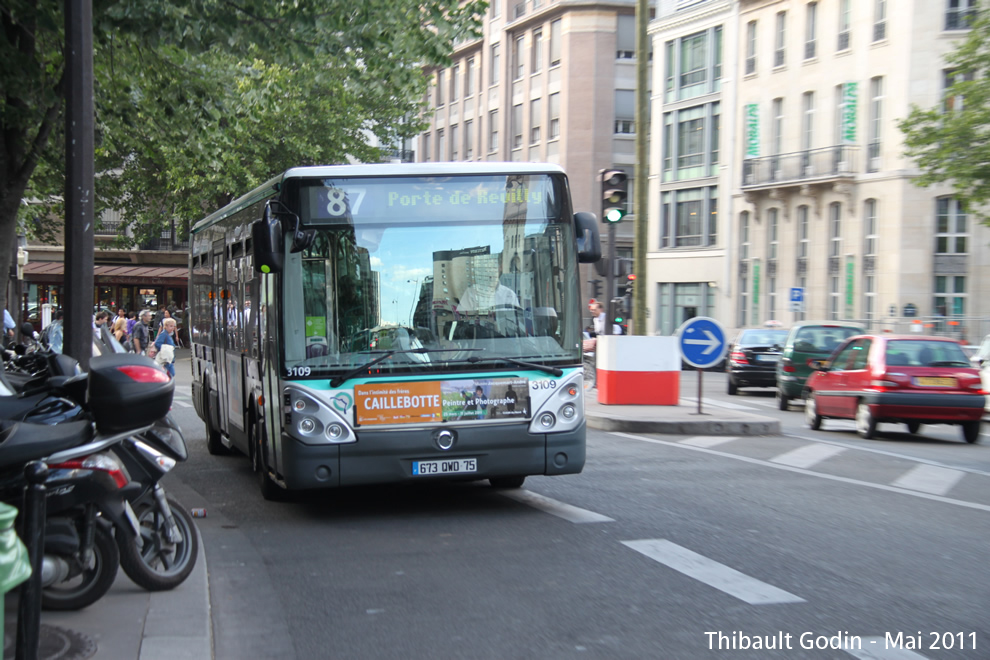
[539, 412, 555, 428]
[293, 399, 307, 412]
[326, 423, 344, 440]
[560, 403, 576, 420]
[298, 417, 317, 435]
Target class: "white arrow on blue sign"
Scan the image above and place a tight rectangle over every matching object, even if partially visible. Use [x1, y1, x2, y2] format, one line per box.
[676, 316, 728, 369]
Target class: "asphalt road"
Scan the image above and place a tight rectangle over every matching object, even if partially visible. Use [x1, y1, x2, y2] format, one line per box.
[165, 366, 989, 660]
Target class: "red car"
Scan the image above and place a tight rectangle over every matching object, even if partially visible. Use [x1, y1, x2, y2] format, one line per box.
[804, 335, 985, 443]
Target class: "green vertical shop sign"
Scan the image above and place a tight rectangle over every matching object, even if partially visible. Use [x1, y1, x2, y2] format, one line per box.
[845, 256, 855, 319]
[842, 82, 858, 144]
[745, 104, 760, 158]
[751, 259, 761, 326]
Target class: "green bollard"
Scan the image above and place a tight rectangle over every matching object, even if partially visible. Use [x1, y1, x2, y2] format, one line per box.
[0, 502, 32, 653]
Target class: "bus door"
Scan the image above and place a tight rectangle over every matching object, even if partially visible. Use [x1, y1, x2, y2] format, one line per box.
[224, 253, 246, 435]
[212, 240, 229, 434]
[260, 271, 280, 469]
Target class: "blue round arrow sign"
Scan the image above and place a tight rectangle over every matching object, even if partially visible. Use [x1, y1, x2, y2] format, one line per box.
[676, 316, 728, 369]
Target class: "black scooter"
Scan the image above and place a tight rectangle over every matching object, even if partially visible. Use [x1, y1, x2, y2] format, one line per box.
[0, 418, 145, 610]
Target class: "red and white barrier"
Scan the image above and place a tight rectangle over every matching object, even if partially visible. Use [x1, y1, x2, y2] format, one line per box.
[595, 336, 680, 405]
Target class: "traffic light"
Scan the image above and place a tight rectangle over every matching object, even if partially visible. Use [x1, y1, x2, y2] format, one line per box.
[600, 169, 628, 223]
[589, 279, 602, 298]
[610, 297, 625, 326]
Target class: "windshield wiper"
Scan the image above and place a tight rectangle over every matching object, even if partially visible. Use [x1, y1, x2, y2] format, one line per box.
[462, 355, 563, 377]
[328, 348, 479, 388]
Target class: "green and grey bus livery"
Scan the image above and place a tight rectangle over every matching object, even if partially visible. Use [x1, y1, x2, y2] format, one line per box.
[189, 163, 602, 498]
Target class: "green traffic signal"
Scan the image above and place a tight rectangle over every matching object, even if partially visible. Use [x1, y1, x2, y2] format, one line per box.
[604, 207, 625, 223]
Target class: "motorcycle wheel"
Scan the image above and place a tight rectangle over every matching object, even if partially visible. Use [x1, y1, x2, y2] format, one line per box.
[42, 524, 119, 611]
[118, 494, 199, 591]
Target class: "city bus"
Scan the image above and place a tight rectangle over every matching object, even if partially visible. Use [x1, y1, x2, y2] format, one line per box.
[189, 163, 601, 499]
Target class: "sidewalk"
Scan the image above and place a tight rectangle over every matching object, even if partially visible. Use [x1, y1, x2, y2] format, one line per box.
[584, 390, 780, 436]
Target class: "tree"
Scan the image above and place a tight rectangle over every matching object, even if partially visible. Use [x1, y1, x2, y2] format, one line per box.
[898, 9, 990, 224]
[0, 0, 484, 318]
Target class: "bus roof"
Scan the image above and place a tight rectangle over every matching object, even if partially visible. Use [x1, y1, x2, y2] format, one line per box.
[191, 162, 568, 234]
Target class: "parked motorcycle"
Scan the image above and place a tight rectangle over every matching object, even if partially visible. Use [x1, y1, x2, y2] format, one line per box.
[0, 418, 145, 610]
[0, 351, 191, 605]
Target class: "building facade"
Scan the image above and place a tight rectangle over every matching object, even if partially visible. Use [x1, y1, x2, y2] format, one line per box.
[417, 0, 651, 324]
[649, 0, 990, 342]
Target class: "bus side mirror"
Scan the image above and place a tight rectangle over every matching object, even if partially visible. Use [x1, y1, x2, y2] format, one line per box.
[574, 212, 602, 264]
[289, 222, 316, 254]
[252, 205, 284, 274]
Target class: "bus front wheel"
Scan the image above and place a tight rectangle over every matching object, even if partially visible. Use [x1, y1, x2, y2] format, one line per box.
[205, 391, 229, 456]
[254, 420, 289, 502]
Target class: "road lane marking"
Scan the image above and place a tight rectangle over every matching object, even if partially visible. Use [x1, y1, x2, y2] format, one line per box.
[611, 432, 990, 514]
[680, 436, 739, 448]
[770, 443, 847, 469]
[845, 638, 929, 659]
[621, 539, 805, 605]
[500, 490, 614, 523]
[891, 464, 965, 496]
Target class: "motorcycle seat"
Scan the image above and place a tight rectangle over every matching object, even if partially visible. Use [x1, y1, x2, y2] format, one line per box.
[0, 420, 94, 471]
[0, 392, 51, 421]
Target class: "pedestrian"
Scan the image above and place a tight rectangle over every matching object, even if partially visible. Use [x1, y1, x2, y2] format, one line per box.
[155, 309, 172, 336]
[132, 310, 153, 355]
[153, 318, 178, 378]
[112, 309, 127, 342]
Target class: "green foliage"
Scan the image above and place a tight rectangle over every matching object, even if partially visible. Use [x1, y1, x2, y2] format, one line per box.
[898, 9, 990, 224]
[0, 0, 485, 310]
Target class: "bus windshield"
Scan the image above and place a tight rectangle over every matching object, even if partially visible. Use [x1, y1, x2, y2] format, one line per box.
[280, 173, 581, 379]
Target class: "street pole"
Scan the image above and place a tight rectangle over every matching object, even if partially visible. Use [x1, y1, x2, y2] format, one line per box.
[605, 222, 615, 335]
[63, 0, 96, 370]
[633, 0, 649, 336]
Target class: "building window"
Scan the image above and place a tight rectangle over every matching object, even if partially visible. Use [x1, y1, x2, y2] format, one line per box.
[422, 133, 431, 162]
[745, 21, 757, 75]
[489, 110, 499, 152]
[944, 68, 974, 112]
[935, 197, 968, 254]
[797, 205, 810, 258]
[615, 90, 635, 134]
[664, 41, 676, 101]
[864, 199, 878, 323]
[873, 0, 887, 41]
[512, 104, 523, 150]
[829, 275, 840, 320]
[617, 15, 635, 59]
[436, 70, 445, 106]
[490, 44, 500, 85]
[660, 187, 718, 248]
[662, 113, 673, 176]
[548, 92, 560, 139]
[451, 64, 460, 103]
[935, 276, 966, 316]
[833, 83, 844, 145]
[771, 97, 784, 158]
[532, 30, 543, 73]
[805, 2, 817, 59]
[550, 19, 562, 67]
[664, 101, 719, 178]
[829, 201, 842, 257]
[740, 210, 750, 261]
[711, 103, 720, 165]
[465, 120, 474, 160]
[450, 125, 459, 160]
[677, 107, 705, 170]
[864, 199, 878, 257]
[837, 0, 851, 51]
[768, 276, 777, 322]
[946, 0, 977, 30]
[680, 31, 708, 91]
[465, 58, 476, 97]
[513, 35, 525, 80]
[801, 91, 815, 154]
[867, 76, 883, 171]
[491, 0, 501, 19]
[530, 99, 542, 144]
[437, 128, 446, 161]
[767, 208, 779, 260]
[774, 11, 786, 67]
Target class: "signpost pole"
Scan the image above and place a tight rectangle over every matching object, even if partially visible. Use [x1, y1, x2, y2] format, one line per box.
[697, 368, 702, 415]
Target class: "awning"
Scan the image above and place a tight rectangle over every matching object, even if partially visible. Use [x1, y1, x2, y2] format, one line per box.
[22, 262, 188, 284]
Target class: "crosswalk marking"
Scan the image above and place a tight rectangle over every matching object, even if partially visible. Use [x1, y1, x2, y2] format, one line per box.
[845, 638, 929, 659]
[892, 464, 965, 496]
[500, 490, 614, 523]
[680, 436, 739, 448]
[771, 443, 846, 469]
[679, 397, 758, 411]
[621, 539, 805, 605]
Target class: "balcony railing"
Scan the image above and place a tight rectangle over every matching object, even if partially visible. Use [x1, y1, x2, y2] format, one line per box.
[95, 220, 124, 236]
[741, 145, 859, 189]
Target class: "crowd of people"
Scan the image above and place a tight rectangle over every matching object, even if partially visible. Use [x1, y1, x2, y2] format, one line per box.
[3, 304, 183, 379]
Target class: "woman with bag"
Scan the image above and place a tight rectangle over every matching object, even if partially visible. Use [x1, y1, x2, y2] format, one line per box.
[153, 318, 178, 379]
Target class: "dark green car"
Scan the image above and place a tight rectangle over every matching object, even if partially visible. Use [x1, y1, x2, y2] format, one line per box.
[776, 321, 864, 410]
